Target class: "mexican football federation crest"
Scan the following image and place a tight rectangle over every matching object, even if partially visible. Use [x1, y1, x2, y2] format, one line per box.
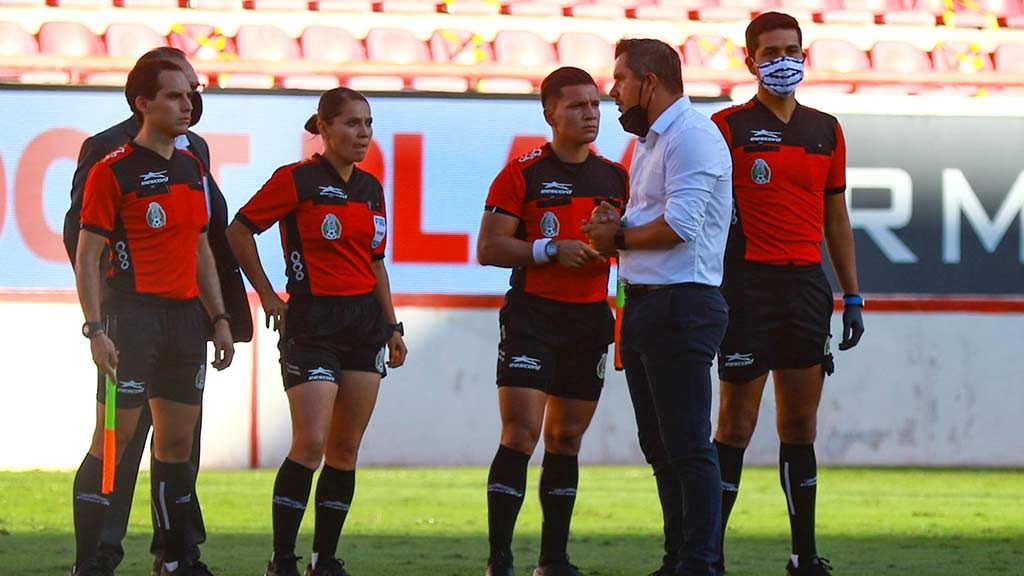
[751, 158, 772, 185]
[540, 211, 560, 238]
[146, 202, 167, 228]
[322, 213, 341, 240]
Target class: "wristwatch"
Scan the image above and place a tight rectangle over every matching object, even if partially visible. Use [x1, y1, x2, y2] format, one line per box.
[389, 322, 405, 336]
[614, 227, 626, 250]
[543, 240, 559, 259]
[212, 313, 232, 326]
[82, 321, 104, 339]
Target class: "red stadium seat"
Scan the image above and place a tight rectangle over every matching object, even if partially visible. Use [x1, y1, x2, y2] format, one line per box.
[883, 0, 941, 24]
[169, 24, 237, 61]
[429, 30, 494, 65]
[365, 27, 430, 64]
[808, 38, 869, 72]
[439, 0, 501, 15]
[105, 23, 168, 60]
[38, 22, 104, 58]
[993, 43, 1024, 73]
[932, 41, 994, 74]
[502, 1, 564, 16]
[186, 0, 242, 8]
[301, 26, 366, 62]
[46, 0, 110, 7]
[117, 0, 180, 8]
[870, 41, 931, 73]
[0, 0, 44, 6]
[493, 30, 556, 67]
[682, 35, 746, 71]
[243, 0, 310, 9]
[0, 21, 39, 57]
[565, 2, 629, 18]
[316, 0, 373, 10]
[556, 32, 614, 71]
[236, 25, 301, 62]
[375, 0, 437, 13]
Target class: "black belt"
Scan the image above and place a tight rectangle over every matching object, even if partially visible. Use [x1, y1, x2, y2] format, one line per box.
[623, 282, 705, 299]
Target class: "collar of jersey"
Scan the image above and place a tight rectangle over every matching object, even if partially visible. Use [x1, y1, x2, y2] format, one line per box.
[313, 153, 357, 186]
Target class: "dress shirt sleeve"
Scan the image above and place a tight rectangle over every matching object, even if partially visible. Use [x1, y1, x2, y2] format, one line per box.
[662, 124, 731, 243]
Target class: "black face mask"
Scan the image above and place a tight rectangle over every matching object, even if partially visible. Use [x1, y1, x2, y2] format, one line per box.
[618, 78, 654, 138]
[189, 91, 203, 127]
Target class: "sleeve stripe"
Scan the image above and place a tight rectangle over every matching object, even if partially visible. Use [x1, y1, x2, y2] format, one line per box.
[484, 205, 520, 218]
[825, 186, 846, 195]
[371, 253, 386, 261]
[81, 223, 113, 238]
[234, 213, 264, 234]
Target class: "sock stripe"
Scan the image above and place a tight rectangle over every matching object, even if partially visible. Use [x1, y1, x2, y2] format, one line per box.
[158, 480, 172, 530]
[782, 461, 796, 516]
[487, 482, 524, 498]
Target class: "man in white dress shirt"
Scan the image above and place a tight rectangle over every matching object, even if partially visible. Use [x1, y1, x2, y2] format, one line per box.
[584, 38, 733, 576]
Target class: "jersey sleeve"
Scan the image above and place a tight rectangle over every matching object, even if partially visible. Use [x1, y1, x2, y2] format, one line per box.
[371, 183, 388, 261]
[825, 120, 847, 195]
[710, 110, 732, 148]
[235, 165, 299, 233]
[484, 162, 525, 218]
[79, 162, 122, 238]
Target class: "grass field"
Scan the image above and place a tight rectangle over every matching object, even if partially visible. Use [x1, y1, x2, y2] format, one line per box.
[1, 467, 1022, 576]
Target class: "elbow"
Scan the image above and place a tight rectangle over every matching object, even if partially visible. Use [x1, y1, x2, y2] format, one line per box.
[476, 237, 495, 266]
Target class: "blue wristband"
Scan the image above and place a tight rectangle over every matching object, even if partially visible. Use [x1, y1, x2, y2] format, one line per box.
[843, 294, 864, 307]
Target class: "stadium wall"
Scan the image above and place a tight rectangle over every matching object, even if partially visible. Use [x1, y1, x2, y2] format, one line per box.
[1, 88, 1021, 469]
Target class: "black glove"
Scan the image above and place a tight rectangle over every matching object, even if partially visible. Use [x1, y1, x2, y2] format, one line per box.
[839, 300, 864, 351]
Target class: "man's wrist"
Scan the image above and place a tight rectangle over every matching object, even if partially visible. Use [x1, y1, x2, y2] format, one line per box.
[212, 312, 232, 327]
[82, 321, 104, 339]
[842, 293, 864, 307]
[614, 227, 626, 250]
[532, 238, 553, 264]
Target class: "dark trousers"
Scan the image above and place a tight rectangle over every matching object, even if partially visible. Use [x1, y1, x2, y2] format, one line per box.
[97, 403, 206, 567]
[621, 284, 728, 576]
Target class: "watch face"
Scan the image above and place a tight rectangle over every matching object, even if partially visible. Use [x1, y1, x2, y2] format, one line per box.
[544, 241, 558, 258]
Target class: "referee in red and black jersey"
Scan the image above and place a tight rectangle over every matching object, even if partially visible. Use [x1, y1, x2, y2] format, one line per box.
[226, 88, 406, 576]
[709, 13, 864, 576]
[477, 67, 628, 576]
[74, 58, 234, 576]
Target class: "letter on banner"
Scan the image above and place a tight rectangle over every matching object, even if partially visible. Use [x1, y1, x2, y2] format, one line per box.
[846, 168, 917, 263]
[942, 169, 1024, 264]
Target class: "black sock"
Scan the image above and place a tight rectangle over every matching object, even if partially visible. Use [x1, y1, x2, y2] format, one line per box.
[652, 464, 684, 569]
[313, 465, 356, 560]
[272, 458, 315, 558]
[486, 445, 530, 562]
[151, 459, 196, 565]
[538, 452, 579, 566]
[780, 443, 818, 561]
[716, 441, 746, 567]
[73, 454, 109, 567]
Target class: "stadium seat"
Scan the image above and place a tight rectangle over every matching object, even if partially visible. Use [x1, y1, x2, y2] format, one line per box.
[682, 34, 746, 71]
[556, 33, 614, 71]
[243, 0, 310, 9]
[565, 2, 629, 18]
[818, 0, 884, 24]
[366, 27, 430, 64]
[236, 25, 301, 62]
[38, 22, 104, 59]
[186, 0, 243, 8]
[375, 0, 437, 13]
[105, 23, 168, 60]
[46, 0, 110, 7]
[870, 40, 931, 74]
[502, 1, 564, 17]
[993, 43, 1024, 73]
[281, 74, 341, 90]
[0, 0, 44, 6]
[808, 38, 869, 72]
[0, 21, 39, 58]
[429, 29, 494, 65]
[439, 0, 501, 15]
[117, 0, 180, 8]
[932, 41, 994, 74]
[301, 26, 366, 62]
[316, 0, 373, 10]
[493, 30, 557, 68]
[169, 24, 236, 61]
[883, 0, 941, 25]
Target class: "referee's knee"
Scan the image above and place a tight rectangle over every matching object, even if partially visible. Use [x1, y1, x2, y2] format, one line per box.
[543, 427, 583, 455]
[715, 417, 757, 448]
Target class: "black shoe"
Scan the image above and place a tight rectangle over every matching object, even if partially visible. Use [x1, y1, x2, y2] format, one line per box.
[190, 560, 216, 576]
[70, 558, 114, 576]
[533, 560, 582, 576]
[304, 557, 351, 576]
[266, 554, 303, 576]
[486, 555, 515, 576]
[648, 563, 676, 576]
[786, 556, 833, 576]
[160, 561, 209, 576]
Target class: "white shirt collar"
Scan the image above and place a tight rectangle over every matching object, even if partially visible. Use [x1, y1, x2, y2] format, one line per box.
[648, 96, 691, 137]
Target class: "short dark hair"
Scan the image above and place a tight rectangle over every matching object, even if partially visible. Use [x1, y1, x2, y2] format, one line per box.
[613, 38, 683, 94]
[126, 47, 189, 112]
[304, 87, 370, 135]
[540, 66, 597, 108]
[125, 58, 185, 122]
[745, 12, 803, 57]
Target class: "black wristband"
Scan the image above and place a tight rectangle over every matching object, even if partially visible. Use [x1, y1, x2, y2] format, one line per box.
[614, 227, 626, 250]
[212, 313, 232, 326]
[389, 322, 404, 336]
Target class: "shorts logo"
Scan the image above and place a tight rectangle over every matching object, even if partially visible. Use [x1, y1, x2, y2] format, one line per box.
[751, 159, 771, 185]
[723, 352, 754, 368]
[509, 355, 541, 371]
[750, 129, 783, 143]
[541, 181, 573, 195]
[518, 148, 542, 163]
[114, 240, 130, 270]
[371, 215, 386, 249]
[285, 363, 302, 376]
[140, 170, 169, 186]
[195, 363, 206, 390]
[375, 346, 386, 373]
[322, 213, 341, 240]
[540, 212, 560, 238]
[318, 185, 347, 199]
[308, 367, 335, 381]
[146, 202, 167, 228]
[118, 380, 145, 395]
[596, 352, 607, 380]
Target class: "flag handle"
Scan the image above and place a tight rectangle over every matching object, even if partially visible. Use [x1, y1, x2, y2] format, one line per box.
[102, 373, 116, 494]
[614, 260, 625, 371]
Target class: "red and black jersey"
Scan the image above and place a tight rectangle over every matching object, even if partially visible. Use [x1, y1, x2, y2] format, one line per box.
[80, 142, 208, 300]
[236, 154, 387, 297]
[712, 98, 846, 266]
[485, 144, 629, 304]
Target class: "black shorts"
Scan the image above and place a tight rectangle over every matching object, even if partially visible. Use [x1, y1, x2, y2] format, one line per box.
[496, 290, 614, 401]
[95, 295, 208, 408]
[717, 262, 835, 382]
[280, 293, 390, 389]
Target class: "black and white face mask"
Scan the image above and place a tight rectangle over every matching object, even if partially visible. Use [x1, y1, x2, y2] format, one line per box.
[756, 56, 804, 96]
